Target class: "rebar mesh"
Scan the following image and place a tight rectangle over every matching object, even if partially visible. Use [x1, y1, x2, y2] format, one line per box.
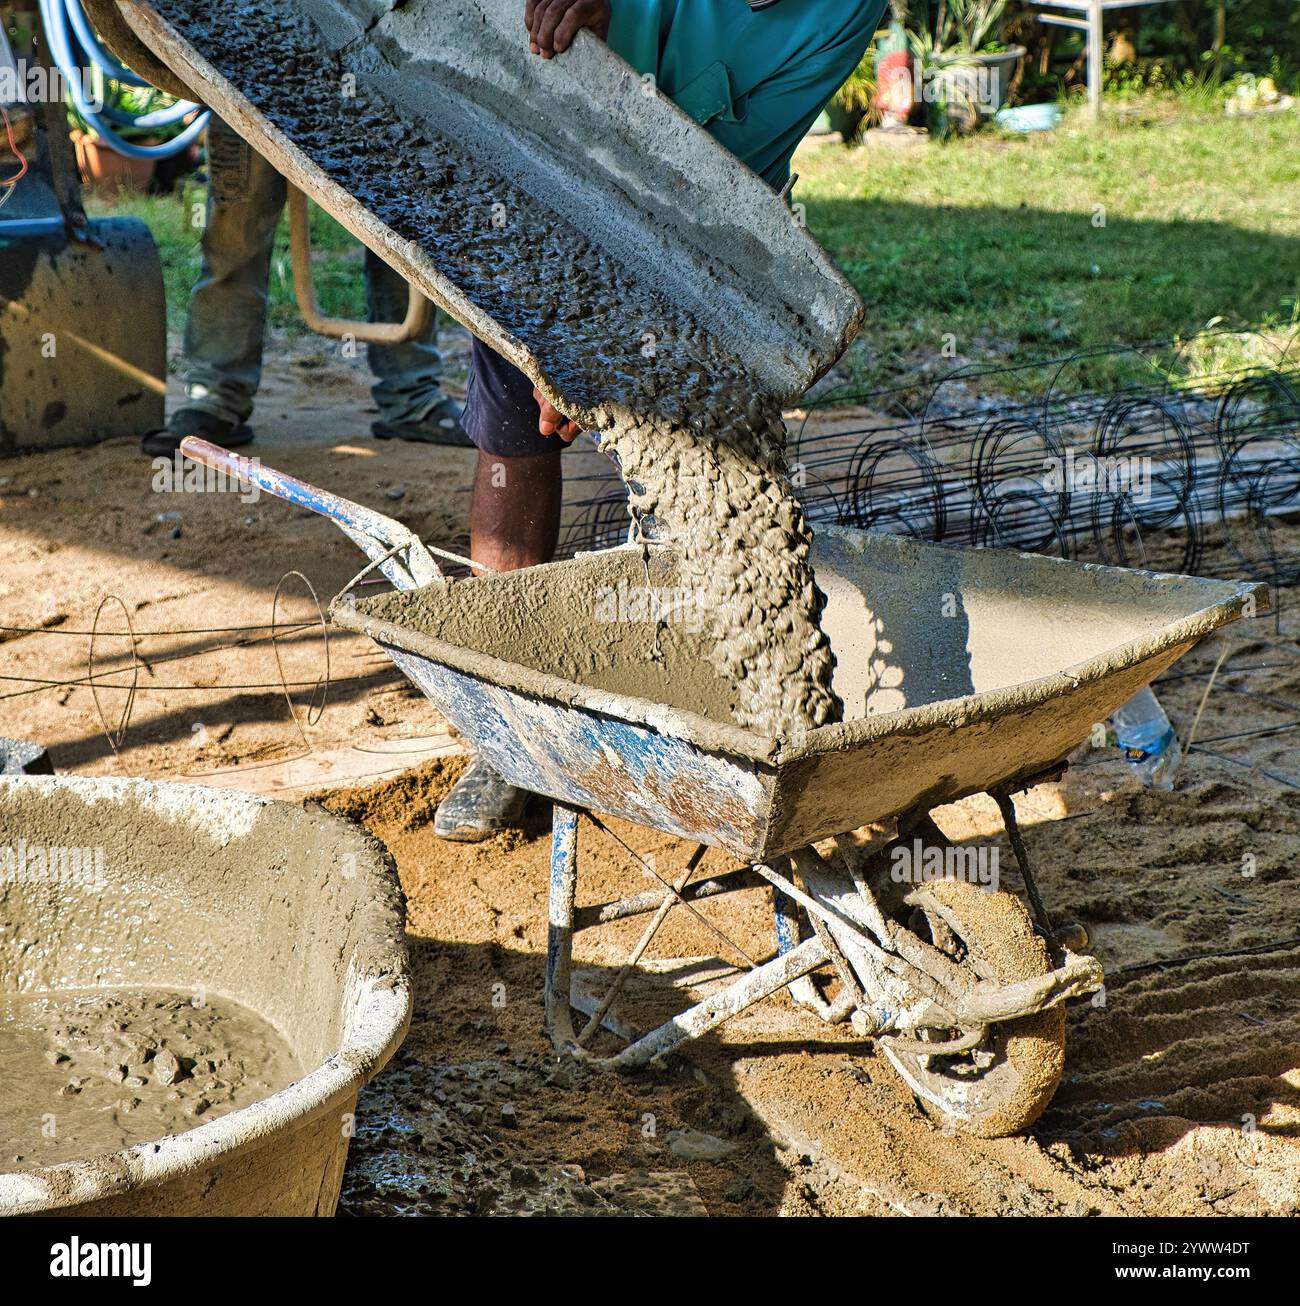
[558, 332, 1300, 608]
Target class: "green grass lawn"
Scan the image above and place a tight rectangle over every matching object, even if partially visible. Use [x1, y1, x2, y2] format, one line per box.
[92, 99, 1300, 397]
[796, 101, 1300, 397]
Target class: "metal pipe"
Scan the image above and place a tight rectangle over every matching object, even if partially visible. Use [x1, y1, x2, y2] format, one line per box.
[287, 185, 435, 345]
[1086, 0, 1103, 121]
[575, 845, 708, 1047]
[178, 438, 442, 591]
[573, 866, 766, 929]
[586, 937, 829, 1070]
[545, 804, 582, 1053]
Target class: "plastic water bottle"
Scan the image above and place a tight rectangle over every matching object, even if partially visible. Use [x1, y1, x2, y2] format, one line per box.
[1110, 687, 1181, 790]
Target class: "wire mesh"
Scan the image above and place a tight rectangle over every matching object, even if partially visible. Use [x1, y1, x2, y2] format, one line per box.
[558, 331, 1300, 609]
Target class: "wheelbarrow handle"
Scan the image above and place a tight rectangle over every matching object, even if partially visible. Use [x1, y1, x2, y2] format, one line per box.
[179, 436, 444, 592]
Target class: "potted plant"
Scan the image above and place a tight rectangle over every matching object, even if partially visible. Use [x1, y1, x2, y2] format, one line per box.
[827, 48, 877, 141]
[70, 126, 157, 197]
[911, 0, 1024, 130]
[68, 81, 192, 196]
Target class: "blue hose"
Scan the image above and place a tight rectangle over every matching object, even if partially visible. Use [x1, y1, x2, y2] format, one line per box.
[40, 0, 210, 160]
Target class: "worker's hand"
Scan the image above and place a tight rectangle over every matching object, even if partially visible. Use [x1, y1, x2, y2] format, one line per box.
[524, 0, 611, 59]
[534, 388, 582, 442]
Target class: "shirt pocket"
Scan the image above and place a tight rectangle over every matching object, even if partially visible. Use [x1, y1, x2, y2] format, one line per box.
[670, 60, 748, 127]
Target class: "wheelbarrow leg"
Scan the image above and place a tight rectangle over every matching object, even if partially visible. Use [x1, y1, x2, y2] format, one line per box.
[774, 881, 848, 1022]
[990, 789, 1064, 968]
[543, 811, 834, 1067]
[545, 802, 581, 1051]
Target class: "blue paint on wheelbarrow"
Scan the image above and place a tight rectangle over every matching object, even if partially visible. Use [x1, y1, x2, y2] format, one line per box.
[384, 646, 770, 853]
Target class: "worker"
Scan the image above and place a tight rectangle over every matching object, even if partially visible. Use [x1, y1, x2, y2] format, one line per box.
[435, 0, 886, 840]
[141, 116, 467, 456]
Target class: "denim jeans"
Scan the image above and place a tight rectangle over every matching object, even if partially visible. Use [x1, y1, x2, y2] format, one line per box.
[182, 117, 446, 426]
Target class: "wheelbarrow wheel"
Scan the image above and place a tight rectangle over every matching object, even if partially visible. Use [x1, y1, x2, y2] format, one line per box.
[880, 877, 1065, 1138]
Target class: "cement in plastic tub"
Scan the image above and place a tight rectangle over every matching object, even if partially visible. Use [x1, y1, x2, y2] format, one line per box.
[0, 776, 410, 1216]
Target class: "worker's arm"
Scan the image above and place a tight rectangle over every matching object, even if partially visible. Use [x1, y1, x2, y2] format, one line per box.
[525, 0, 611, 59]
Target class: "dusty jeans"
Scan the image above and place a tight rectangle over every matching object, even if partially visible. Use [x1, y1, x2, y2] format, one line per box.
[182, 117, 446, 427]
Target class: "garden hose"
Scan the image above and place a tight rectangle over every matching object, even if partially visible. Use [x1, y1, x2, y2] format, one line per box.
[38, 0, 209, 159]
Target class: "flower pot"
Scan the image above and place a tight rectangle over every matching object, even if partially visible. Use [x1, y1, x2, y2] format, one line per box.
[71, 128, 157, 197]
[940, 44, 1025, 122]
[826, 101, 867, 142]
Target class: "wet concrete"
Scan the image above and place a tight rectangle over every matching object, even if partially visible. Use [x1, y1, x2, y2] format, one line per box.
[0, 777, 409, 1215]
[1, 987, 300, 1171]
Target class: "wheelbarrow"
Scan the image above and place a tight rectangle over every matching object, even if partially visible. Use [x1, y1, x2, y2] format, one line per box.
[182, 438, 1266, 1136]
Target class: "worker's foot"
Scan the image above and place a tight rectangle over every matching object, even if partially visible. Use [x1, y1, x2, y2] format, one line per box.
[434, 760, 530, 842]
[141, 408, 254, 458]
[373, 397, 472, 447]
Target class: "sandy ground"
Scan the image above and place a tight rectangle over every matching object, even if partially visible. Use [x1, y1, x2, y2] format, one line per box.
[0, 325, 616, 791]
[319, 744, 1300, 1217]
[2, 339, 1298, 1215]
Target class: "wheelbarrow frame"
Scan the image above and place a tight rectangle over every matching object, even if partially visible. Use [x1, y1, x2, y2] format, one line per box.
[541, 791, 1105, 1072]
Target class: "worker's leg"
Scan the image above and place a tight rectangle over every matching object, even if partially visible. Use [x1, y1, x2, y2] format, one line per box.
[464, 337, 566, 571]
[364, 251, 470, 446]
[470, 448, 563, 572]
[435, 338, 565, 841]
[180, 117, 287, 426]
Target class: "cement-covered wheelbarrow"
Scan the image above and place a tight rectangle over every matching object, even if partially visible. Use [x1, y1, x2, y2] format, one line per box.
[182, 438, 1267, 1137]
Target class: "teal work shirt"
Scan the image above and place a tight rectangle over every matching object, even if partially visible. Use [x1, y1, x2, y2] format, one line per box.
[607, 0, 887, 189]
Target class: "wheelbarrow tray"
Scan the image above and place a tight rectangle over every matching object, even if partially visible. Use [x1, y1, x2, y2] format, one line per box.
[331, 525, 1265, 860]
